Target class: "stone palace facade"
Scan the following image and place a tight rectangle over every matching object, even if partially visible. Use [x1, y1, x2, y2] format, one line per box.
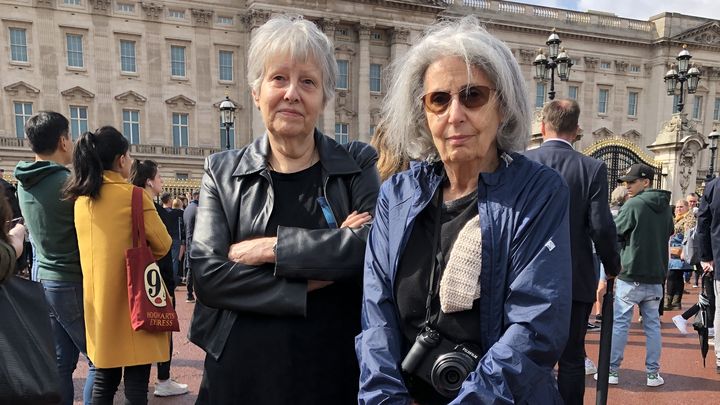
[1, 0, 719, 195]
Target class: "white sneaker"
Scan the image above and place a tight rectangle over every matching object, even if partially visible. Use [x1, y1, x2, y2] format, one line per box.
[584, 357, 597, 375]
[646, 372, 664, 387]
[672, 315, 689, 334]
[709, 328, 715, 338]
[154, 379, 189, 397]
[593, 371, 618, 385]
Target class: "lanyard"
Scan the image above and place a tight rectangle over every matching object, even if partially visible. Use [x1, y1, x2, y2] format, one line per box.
[423, 186, 444, 329]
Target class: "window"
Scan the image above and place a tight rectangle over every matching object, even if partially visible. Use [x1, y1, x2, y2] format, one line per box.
[172, 113, 189, 146]
[123, 109, 140, 144]
[714, 98, 720, 121]
[168, 9, 185, 19]
[336, 60, 348, 90]
[219, 51, 233, 81]
[335, 123, 349, 144]
[692, 96, 703, 120]
[370, 64, 382, 93]
[9, 28, 28, 62]
[535, 82, 546, 108]
[14, 102, 32, 138]
[598, 89, 609, 114]
[369, 125, 376, 137]
[64, 0, 81, 4]
[673, 94, 681, 114]
[600, 61, 611, 70]
[220, 118, 235, 149]
[336, 28, 349, 37]
[66, 34, 84, 68]
[69, 106, 88, 140]
[117, 3, 135, 13]
[628, 91, 638, 117]
[371, 31, 383, 41]
[120, 40, 136, 73]
[629, 65, 641, 73]
[170, 45, 186, 77]
[568, 85, 578, 100]
[176, 173, 189, 180]
[217, 16, 233, 25]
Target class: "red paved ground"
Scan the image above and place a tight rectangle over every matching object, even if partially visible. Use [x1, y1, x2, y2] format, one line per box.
[72, 286, 720, 404]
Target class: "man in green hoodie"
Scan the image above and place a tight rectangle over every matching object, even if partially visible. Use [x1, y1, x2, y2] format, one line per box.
[14, 111, 95, 405]
[607, 163, 673, 388]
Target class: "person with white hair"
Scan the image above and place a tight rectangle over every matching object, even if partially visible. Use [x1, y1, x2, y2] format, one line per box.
[187, 14, 380, 404]
[356, 16, 571, 404]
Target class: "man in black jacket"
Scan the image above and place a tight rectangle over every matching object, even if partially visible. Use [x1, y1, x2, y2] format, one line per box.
[525, 99, 621, 405]
[696, 176, 720, 373]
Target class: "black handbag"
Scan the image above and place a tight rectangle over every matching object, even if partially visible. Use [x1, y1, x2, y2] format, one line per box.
[0, 275, 61, 404]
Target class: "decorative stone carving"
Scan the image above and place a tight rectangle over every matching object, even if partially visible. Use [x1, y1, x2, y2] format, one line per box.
[614, 60, 628, 72]
[518, 48, 536, 64]
[694, 32, 720, 45]
[320, 18, 339, 35]
[115, 90, 147, 106]
[34, 0, 52, 8]
[140, 2, 164, 19]
[391, 27, 410, 45]
[335, 44, 356, 56]
[191, 9, 214, 26]
[677, 143, 700, 195]
[592, 127, 613, 139]
[336, 107, 357, 123]
[89, 0, 111, 11]
[358, 22, 374, 40]
[584, 56, 600, 70]
[672, 21, 720, 46]
[61, 86, 95, 101]
[621, 129, 641, 141]
[3, 81, 41, 98]
[240, 9, 271, 31]
[165, 95, 196, 109]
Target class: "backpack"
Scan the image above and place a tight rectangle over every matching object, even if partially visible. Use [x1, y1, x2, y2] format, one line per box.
[683, 226, 701, 265]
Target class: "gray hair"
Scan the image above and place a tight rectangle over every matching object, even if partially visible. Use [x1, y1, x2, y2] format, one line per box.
[247, 15, 337, 105]
[610, 185, 628, 207]
[382, 16, 531, 160]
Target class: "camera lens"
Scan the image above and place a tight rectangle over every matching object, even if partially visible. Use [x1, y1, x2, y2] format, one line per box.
[430, 352, 476, 398]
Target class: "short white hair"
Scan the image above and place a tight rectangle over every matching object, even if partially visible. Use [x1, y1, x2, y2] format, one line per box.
[382, 16, 531, 160]
[247, 15, 337, 105]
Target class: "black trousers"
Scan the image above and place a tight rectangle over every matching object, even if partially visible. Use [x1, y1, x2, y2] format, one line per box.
[666, 270, 685, 302]
[157, 289, 175, 381]
[557, 301, 593, 405]
[91, 364, 151, 405]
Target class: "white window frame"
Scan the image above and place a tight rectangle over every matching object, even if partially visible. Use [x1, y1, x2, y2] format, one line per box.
[568, 85, 578, 100]
[535, 82, 546, 108]
[713, 97, 720, 122]
[335, 123, 349, 144]
[218, 50, 233, 82]
[600, 61, 611, 70]
[627, 91, 639, 117]
[170, 45, 186, 78]
[14, 102, 33, 138]
[217, 16, 233, 25]
[168, 9, 185, 19]
[116, 2, 135, 13]
[629, 65, 641, 73]
[336, 60, 349, 90]
[9, 28, 28, 63]
[172, 112, 189, 147]
[66, 33, 84, 68]
[69, 106, 88, 140]
[692, 96, 703, 120]
[123, 109, 140, 144]
[119, 40, 136, 73]
[598, 88, 609, 115]
[63, 0, 81, 5]
[369, 63, 382, 93]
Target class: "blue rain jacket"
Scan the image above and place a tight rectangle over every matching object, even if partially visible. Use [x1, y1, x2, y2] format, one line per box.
[356, 153, 571, 404]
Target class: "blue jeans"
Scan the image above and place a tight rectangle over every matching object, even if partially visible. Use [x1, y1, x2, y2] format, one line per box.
[610, 279, 663, 373]
[170, 240, 182, 286]
[41, 279, 96, 405]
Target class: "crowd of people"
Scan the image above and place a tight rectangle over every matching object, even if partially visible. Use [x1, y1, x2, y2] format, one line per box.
[1, 13, 718, 405]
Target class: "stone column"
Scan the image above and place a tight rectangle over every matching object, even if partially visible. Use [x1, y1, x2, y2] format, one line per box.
[390, 27, 410, 66]
[321, 18, 338, 138]
[357, 23, 372, 143]
[648, 113, 706, 199]
[241, 10, 271, 139]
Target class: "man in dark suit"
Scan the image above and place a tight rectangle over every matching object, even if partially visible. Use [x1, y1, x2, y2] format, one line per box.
[525, 99, 621, 405]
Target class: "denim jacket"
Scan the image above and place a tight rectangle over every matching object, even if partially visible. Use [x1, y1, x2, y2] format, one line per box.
[356, 153, 571, 404]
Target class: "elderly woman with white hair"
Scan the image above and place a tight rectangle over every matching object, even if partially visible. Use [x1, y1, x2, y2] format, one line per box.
[356, 17, 571, 404]
[187, 15, 380, 404]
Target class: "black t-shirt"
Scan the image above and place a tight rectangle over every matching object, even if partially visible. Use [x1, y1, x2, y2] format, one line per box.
[226, 162, 362, 404]
[154, 202, 175, 292]
[395, 189, 482, 405]
[162, 208, 184, 242]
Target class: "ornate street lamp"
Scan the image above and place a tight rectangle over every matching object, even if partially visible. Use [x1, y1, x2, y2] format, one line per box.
[533, 29, 573, 101]
[708, 128, 720, 180]
[664, 45, 701, 113]
[219, 95, 236, 150]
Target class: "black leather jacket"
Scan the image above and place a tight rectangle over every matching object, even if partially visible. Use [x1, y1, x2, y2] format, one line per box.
[188, 130, 380, 360]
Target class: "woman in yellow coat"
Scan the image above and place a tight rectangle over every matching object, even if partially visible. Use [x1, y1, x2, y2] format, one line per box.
[65, 126, 171, 404]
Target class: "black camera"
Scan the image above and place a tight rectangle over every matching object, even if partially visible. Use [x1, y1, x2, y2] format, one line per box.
[401, 327, 481, 398]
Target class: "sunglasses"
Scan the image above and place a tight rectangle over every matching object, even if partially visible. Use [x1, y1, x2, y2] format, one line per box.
[420, 85, 495, 115]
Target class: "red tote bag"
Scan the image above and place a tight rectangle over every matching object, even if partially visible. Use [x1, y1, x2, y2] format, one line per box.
[125, 187, 179, 332]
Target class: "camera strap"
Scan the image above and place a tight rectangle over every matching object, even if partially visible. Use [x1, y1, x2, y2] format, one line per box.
[423, 185, 444, 329]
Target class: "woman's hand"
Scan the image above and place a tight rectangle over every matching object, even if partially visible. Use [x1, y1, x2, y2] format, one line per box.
[228, 237, 276, 266]
[7, 223, 26, 258]
[340, 211, 372, 228]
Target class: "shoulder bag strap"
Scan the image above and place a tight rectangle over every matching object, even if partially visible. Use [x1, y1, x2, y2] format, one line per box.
[131, 187, 147, 248]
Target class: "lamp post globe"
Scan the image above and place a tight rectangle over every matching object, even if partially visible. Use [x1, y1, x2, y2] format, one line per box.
[219, 96, 236, 150]
[665, 45, 700, 113]
[534, 29, 571, 103]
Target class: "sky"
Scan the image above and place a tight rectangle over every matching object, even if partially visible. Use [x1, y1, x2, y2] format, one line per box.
[519, 0, 720, 21]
